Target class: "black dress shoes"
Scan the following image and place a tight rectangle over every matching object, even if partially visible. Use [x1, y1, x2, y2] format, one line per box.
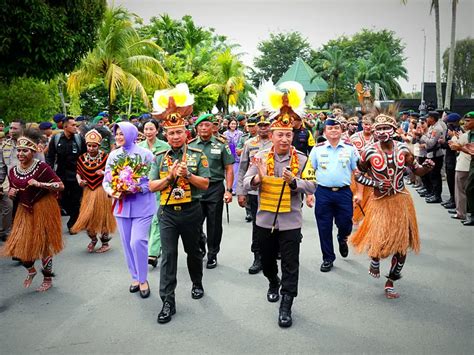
[419, 192, 429, 197]
[278, 295, 294, 328]
[448, 209, 457, 214]
[245, 214, 253, 222]
[206, 255, 217, 269]
[426, 196, 442, 203]
[463, 218, 474, 226]
[451, 214, 465, 220]
[140, 281, 151, 299]
[157, 302, 176, 324]
[339, 241, 349, 258]
[320, 261, 333, 272]
[129, 284, 140, 293]
[267, 277, 281, 303]
[443, 202, 456, 209]
[191, 283, 204, 299]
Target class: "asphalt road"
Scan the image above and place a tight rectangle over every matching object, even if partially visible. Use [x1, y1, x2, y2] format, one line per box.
[0, 186, 472, 354]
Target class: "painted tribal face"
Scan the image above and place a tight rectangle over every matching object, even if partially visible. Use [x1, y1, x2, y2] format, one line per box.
[374, 126, 394, 142]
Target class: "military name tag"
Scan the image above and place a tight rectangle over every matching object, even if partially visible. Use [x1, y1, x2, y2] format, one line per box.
[210, 148, 221, 155]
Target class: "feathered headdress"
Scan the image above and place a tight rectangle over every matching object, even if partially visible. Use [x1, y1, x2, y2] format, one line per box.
[371, 104, 399, 129]
[152, 83, 194, 129]
[261, 81, 306, 131]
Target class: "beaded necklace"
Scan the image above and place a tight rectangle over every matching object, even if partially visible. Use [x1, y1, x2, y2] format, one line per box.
[266, 146, 299, 176]
[14, 159, 40, 180]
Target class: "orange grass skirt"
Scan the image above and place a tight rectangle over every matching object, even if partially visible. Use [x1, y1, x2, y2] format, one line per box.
[2, 194, 63, 261]
[350, 190, 420, 259]
[350, 175, 373, 223]
[71, 187, 116, 235]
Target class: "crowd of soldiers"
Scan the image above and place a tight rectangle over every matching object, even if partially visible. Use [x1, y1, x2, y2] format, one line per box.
[1, 81, 473, 328]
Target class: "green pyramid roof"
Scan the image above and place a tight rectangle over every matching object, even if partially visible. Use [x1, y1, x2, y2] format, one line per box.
[276, 58, 328, 92]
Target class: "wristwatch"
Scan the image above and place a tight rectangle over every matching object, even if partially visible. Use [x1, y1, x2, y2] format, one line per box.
[226, 188, 233, 193]
[185, 171, 192, 179]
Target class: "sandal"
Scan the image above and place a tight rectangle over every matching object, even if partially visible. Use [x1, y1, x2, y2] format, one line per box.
[36, 277, 52, 292]
[87, 239, 98, 253]
[23, 269, 37, 288]
[96, 244, 111, 254]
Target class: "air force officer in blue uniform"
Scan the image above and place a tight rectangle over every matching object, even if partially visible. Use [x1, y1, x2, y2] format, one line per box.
[309, 118, 361, 272]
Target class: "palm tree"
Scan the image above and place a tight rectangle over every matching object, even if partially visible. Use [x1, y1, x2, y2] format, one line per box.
[67, 6, 168, 115]
[312, 47, 347, 102]
[359, 44, 408, 98]
[444, 0, 458, 109]
[206, 49, 246, 114]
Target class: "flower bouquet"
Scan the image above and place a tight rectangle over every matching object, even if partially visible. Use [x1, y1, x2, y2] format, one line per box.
[109, 153, 150, 199]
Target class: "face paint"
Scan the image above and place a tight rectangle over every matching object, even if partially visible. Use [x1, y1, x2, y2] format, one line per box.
[374, 127, 394, 142]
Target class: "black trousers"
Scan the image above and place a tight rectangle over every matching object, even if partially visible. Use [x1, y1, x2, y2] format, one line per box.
[62, 180, 82, 229]
[430, 156, 444, 198]
[446, 166, 456, 200]
[248, 194, 259, 253]
[466, 161, 474, 215]
[200, 181, 225, 257]
[159, 201, 203, 306]
[257, 226, 301, 297]
[419, 157, 433, 193]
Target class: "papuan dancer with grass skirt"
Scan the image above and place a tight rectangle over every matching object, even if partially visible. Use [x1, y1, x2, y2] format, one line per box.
[71, 129, 116, 253]
[2, 130, 64, 292]
[350, 111, 434, 299]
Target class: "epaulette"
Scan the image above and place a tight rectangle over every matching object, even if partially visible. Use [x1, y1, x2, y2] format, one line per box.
[155, 149, 169, 156]
[216, 135, 227, 144]
[187, 137, 198, 144]
[188, 146, 203, 153]
[316, 142, 326, 147]
[343, 139, 352, 146]
[295, 149, 306, 156]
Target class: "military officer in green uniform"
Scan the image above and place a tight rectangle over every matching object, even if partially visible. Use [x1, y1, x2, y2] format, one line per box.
[188, 114, 235, 269]
[149, 87, 210, 325]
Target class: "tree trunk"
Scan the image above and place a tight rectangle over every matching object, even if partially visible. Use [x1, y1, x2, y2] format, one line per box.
[128, 94, 133, 115]
[434, 0, 443, 109]
[108, 80, 113, 119]
[444, 0, 457, 110]
[58, 80, 67, 115]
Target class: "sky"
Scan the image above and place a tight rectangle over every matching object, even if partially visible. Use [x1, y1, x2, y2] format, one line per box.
[112, 0, 474, 94]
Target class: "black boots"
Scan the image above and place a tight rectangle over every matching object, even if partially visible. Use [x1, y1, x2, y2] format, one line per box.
[248, 252, 262, 274]
[267, 276, 280, 303]
[278, 295, 294, 328]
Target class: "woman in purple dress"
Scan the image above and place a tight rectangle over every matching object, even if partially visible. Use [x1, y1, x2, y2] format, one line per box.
[223, 118, 243, 192]
[103, 122, 157, 298]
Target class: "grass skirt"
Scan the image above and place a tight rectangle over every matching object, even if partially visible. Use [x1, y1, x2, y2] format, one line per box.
[350, 190, 420, 259]
[352, 183, 373, 223]
[71, 187, 117, 235]
[2, 194, 63, 261]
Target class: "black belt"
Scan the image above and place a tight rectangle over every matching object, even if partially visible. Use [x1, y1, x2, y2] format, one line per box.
[318, 185, 350, 192]
[162, 200, 200, 211]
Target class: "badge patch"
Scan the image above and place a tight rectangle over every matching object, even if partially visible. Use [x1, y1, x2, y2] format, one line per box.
[201, 156, 209, 168]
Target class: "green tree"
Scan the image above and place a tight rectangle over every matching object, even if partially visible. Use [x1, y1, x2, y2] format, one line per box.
[0, 0, 106, 81]
[443, 38, 474, 98]
[67, 6, 167, 115]
[310, 29, 407, 106]
[0, 77, 61, 122]
[252, 32, 311, 85]
[207, 49, 247, 114]
[139, 14, 185, 55]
